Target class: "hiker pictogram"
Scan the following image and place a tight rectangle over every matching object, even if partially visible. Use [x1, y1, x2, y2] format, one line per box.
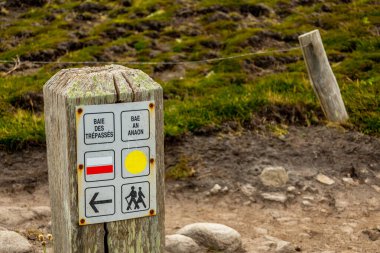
[122, 182, 150, 213]
[125, 186, 138, 210]
[125, 186, 147, 210]
[136, 187, 146, 208]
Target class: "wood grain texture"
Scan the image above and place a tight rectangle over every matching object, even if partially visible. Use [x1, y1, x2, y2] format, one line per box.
[43, 65, 164, 252]
[107, 66, 165, 253]
[299, 30, 348, 122]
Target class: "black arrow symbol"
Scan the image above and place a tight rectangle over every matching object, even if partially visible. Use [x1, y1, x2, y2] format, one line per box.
[89, 192, 112, 213]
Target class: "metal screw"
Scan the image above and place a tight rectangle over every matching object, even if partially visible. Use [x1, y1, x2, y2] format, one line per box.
[149, 209, 155, 215]
[149, 103, 154, 109]
[80, 218, 85, 224]
[78, 164, 84, 170]
[150, 158, 154, 163]
[77, 108, 83, 114]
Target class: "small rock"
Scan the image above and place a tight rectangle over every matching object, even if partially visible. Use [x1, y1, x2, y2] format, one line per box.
[243, 201, 252, 206]
[221, 186, 229, 193]
[165, 234, 202, 253]
[0, 230, 32, 253]
[335, 198, 349, 212]
[316, 174, 335, 185]
[177, 223, 242, 252]
[260, 166, 288, 187]
[342, 177, 358, 186]
[31, 206, 51, 217]
[340, 226, 354, 235]
[0, 207, 36, 226]
[254, 227, 268, 235]
[362, 228, 380, 241]
[210, 184, 222, 194]
[303, 195, 315, 201]
[371, 185, 380, 193]
[302, 184, 319, 193]
[250, 235, 294, 253]
[291, 168, 318, 179]
[287, 186, 296, 192]
[240, 183, 256, 197]
[302, 200, 313, 207]
[261, 192, 287, 203]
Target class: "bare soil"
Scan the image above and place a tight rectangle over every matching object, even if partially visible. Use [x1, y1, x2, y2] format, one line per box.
[0, 126, 379, 252]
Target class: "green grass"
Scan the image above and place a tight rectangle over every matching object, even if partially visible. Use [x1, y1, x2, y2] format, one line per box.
[0, 0, 379, 150]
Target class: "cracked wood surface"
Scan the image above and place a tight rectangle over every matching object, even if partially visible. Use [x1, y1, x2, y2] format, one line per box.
[44, 65, 164, 253]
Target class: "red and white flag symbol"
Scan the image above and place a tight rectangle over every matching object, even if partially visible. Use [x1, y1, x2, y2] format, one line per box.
[86, 156, 113, 175]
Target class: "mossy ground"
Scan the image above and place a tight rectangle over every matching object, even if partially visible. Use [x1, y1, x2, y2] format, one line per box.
[0, 0, 379, 149]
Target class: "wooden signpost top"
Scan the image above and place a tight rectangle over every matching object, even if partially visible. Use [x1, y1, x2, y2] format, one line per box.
[43, 65, 164, 252]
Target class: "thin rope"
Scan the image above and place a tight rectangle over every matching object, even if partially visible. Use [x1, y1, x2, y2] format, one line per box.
[0, 47, 301, 66]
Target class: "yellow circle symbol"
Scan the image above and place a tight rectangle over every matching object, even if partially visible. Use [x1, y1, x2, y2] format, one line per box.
[125, 150, 147, 174]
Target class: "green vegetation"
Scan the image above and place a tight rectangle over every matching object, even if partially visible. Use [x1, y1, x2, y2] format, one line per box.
[165, 156, 195, 180]
[0, 0, 379, 149]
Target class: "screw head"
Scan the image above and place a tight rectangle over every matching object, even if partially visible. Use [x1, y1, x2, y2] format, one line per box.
[150, 158, 154, 163]
[80, 218, 85, 224]
[78, 164, 84, 170]
[149, 103, 154, 109]
[77, 108, 83, 114]
[149, 209, 155, 215]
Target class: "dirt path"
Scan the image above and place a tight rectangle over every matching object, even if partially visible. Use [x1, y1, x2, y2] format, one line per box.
[0, 126, 379, 252]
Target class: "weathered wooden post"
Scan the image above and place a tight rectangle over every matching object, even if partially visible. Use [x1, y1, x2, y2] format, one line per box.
[43, 65, 164, 252]
[298, 29, 349, 122]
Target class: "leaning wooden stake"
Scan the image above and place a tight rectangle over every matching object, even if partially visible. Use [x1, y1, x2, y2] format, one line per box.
[299, 30, 348, 122]
[43, 65, 164, 252]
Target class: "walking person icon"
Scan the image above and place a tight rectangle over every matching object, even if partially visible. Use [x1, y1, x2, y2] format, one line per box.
[136, 187, 146, 209]
[125, 186, 139, 210]
[122, 182, 150, 213]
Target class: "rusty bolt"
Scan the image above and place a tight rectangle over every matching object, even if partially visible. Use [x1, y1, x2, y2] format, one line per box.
[80, 219, 85, 224]
[149, 209, 155, 215]
[149, 103, 154, 109]
[78, 164, 84, 170]
[150, 158, 154, 163]
[77, 108, 83, 114]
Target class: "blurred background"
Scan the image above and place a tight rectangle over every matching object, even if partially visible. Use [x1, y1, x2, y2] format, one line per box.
[0, 0, 379, 150]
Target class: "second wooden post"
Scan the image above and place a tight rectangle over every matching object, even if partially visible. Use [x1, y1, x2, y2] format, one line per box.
[299, 30, 348, 122]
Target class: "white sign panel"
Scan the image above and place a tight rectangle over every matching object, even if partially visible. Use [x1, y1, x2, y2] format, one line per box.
[76, 101, 156, 225]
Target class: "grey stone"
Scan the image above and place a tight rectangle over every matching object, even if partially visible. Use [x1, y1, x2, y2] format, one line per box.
[210, 184, 222, 194]
[0, 230, 32, 253]
[254, 227, 268, 235]
[31, 206, 51, 217]
[316, 174, 335, 185]
[177, 223, 242, 252]
[0, 207, 36, 226]
[261, 192, 287, 203]
[302, 200, 313, 206]
[371, 185, 380, 193]
[240, 183, 256, 197]
[249, 235, 295, 253]
[165, 234, 201, 253]
[342, 177, 357, 185]
[260, 166, 288, 187]
[286, 186, 296, 192]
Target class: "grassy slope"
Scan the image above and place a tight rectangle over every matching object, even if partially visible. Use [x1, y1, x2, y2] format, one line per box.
[0, 0, 379, 149]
